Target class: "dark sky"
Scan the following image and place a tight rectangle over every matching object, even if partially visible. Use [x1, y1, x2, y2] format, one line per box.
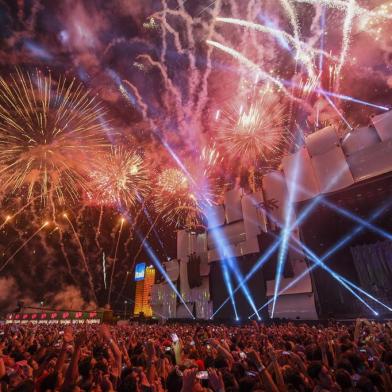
[0, 0, 391, 312]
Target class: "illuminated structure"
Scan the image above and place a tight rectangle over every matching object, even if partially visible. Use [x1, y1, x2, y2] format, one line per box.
[133, 264, 156, 317]
[150, 110, 392, 320]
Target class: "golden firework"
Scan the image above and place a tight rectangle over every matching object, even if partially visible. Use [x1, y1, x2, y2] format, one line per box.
[0, 69, 109, 205]
[89, 146, 150, 208]
[219, 91, 287, 166]
[153, 156, 224, 229]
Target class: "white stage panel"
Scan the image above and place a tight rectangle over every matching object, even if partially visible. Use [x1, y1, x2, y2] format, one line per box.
[242, 191, 267, 237]
[371, 110, 392, 141]
[347, 139, 392, 181]
[224, 188, 243, 223]
[342, 126, 380, 155]
[311, 146, 354, 193]
[205, 205, 225, 228]
[262, 170, 287, 225]
[282, 147, 319, 202]
[163, 260, 179, 282]
[305, 126, 339, 156]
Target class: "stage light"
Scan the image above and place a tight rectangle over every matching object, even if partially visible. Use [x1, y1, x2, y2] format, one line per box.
[280, 219, 392, 313]
[271, 143, 301, 317]
[249, 200, 392, 318]
[317, 88, 389, 112]
[298, 239, 379, 315]
[210, 239, 280, 318]
[139, 234, 195, 319]
[207, 223, 261, 319]
[322, 93, 353, 130]
[339, 276, 392, 312]
[160, 138, 260, 319]
[280, 175, 392, 242]
[221, 260, 239, 320]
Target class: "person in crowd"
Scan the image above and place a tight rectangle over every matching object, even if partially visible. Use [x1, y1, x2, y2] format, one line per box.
[0, 318, 391, 391]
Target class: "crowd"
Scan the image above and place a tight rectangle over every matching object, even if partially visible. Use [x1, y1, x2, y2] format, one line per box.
[0, 319, 392, 391]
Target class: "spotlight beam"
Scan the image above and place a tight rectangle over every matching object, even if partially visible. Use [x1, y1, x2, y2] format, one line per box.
[300, 242, 386, 314]
[221, 261, 239, 320]
[281, 228, 392, 312]
[271, 148, 300, 317]
[0, 222, 48, 273]
[267, 218, 380, 315]
[322, 93, 353, 129]
[249, 200, 392, 317]
[281, 175, 392, 241]
[160, 136, 260, 319]
[212, 165, 357, 318]
[137, 233, 195, 319]
[207, 217, 261, 319]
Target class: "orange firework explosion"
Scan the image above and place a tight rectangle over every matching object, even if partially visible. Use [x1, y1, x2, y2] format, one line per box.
[153, 158, 224, 229]
[219, 91, 287, 166]
[0, 69, 109, 205]
[89, 146, 150, 208]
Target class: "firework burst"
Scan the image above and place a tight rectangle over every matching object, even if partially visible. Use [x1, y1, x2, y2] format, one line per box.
[218, 91, 288, 167]
[0, 69, 109, 206]
[153, 156, 224, 229]
[89, 146, 150, 208]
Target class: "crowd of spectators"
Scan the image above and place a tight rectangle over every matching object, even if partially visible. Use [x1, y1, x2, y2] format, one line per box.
[1, 319, 392, 391]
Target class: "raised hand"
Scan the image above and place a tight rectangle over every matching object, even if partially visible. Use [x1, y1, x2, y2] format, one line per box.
[208, 368, 225, 392]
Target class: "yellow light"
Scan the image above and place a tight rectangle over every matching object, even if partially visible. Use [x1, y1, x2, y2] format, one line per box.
[5, 215, 11, 221]
[44, 221, 49, 226]
[63, 213, 68, 218]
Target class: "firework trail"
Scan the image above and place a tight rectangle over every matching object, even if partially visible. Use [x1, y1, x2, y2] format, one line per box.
[206, 39, 311, 111]
[336, 0, 356, 80]
[63, 213, 97, 303]
[215, 17, 337, 71]
[102, 252, 107, 290]
[122, 205, 145, 262]
[0, 190, 51, 231]
[129, 213, 161, 276]
[107, 217, 124, 305]
[113, 206, 147, 304]
[93, 205, 105, 261]
[0, 222, 48, 273]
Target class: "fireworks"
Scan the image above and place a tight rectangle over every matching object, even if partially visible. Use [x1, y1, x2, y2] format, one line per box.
[153, 160, 224, 229]
[218, 92, 287, 167]
[89, 146, 150, 208]
[157, 168, 189, 194]
[0, 69, 109, 206]
[0, 0, 391, 308]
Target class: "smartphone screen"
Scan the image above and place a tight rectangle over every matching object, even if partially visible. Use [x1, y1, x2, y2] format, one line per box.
[196, 371, 209, 380]
[171, 333, 179, 343]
